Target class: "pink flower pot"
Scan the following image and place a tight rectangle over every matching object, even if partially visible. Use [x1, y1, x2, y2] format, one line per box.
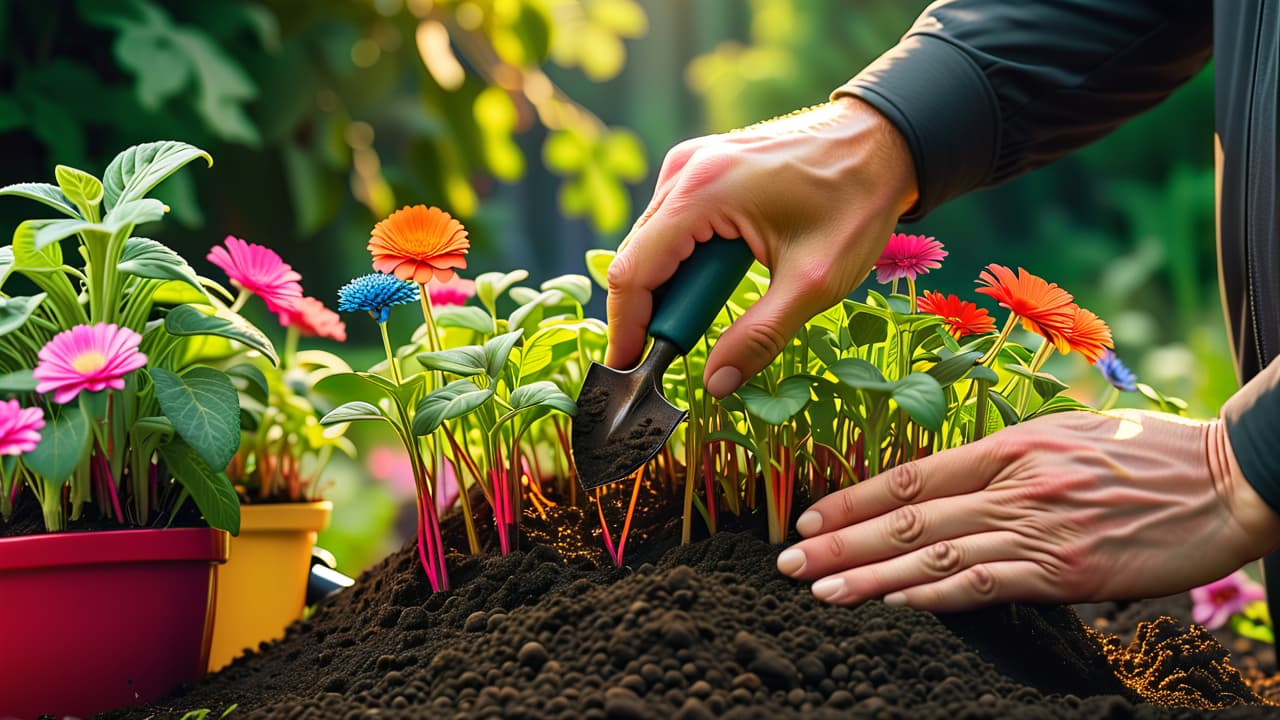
[0, 527, 229, 719]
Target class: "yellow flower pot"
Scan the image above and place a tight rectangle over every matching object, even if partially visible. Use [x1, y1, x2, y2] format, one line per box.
[208, 501, 332, 672]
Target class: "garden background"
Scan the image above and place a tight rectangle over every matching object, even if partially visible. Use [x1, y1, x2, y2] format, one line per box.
[0, 0, 1227, 573]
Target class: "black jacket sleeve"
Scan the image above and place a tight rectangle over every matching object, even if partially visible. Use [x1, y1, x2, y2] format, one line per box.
[1223, 358, 1280, 518]
[833, 0, 1212, 221]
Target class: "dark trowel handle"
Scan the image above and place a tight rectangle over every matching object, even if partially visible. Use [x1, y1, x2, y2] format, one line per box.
[648, 235, 755, 354]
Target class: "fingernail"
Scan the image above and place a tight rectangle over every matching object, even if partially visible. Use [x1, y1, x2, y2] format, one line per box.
[796, 511, 823, 536]
[706, 366, 742, 398]
[883, 592, 907, 607]
[776, 548, 806, 576]
[811, 577, 845, 602]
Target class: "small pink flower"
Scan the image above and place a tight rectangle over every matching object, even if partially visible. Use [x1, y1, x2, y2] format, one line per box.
[874, 233, 947, 284]
[207, 236, 303, 319]
[282, 297, 347, 342]
[34, 323, 148, 404]
[367, 445, 459, 512]
[427, 275, 476, 307]
[0, 400, 44, 455]
[1191, 570, 1267, 629]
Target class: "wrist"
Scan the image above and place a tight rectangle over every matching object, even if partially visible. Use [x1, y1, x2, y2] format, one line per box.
[1208, 418, 1280, 558]
[829, 96, 920, 218]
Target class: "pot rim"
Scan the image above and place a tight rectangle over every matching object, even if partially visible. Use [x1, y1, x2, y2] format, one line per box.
[237, 499, 332, 532]
[0, 527, 229, 572]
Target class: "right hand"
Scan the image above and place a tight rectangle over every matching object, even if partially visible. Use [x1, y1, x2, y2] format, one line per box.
[605, 96, 919, 397]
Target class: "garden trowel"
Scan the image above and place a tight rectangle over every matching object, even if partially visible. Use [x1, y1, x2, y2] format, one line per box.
[573, 235, 754, 490]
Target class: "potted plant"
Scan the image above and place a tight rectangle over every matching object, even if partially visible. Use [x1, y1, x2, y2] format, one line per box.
[204, 240, 352, 670]
[0, 141, 276, 718]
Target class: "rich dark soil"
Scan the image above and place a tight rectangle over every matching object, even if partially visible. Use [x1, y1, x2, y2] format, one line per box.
[99, 487, 1280, 719]
[0, 489, 206, 537]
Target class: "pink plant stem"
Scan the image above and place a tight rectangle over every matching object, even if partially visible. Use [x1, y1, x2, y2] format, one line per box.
[415, 500, 438, 592]
[595, 488, 618, 565]
[8, 479, 20, 506]
[613, 469, 643, 566]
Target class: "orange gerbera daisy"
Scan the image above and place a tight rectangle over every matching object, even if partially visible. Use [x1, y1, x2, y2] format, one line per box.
[368, 205, 470, 284]
[974, 264, 1075, 345]
[917, 290, 996, 338]
[1057, 305, 1113, 363]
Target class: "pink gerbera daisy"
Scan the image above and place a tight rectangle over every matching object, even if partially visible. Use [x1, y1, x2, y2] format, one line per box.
[1191, 570, 1266, 630]
[34, 323, 148, 404]
[427, 274, 476, 307]
[874, 233, 947, 284]
[0, 400, 44, 455]
[281, 296, 347, 342]
[207, 236, 303, 319]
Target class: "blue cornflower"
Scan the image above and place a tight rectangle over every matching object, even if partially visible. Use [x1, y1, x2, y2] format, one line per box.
[1096, 349, 1137, 392]
[338, 273, 420, 323]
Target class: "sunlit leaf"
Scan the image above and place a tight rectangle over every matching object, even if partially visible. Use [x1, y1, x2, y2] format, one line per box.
[988, 390, 1020, 427]
[164, 304, 278, 365]
[416, 345, 487, 376]
[507, 380, 576, 417]
[102, 140, 212, 211]
[737, 376, 813, 425]
[435, 305, 494, 334]
[119, 237, 204, 292]
[0, 182, 81, 218]
[484, 329, 524, 379]
[475, 269, 529, 315]
[160, 438, 240, 535]
[54, 164, 103, 215]
[891, 373, 945, 432]
[24, 404, 92, 488]
[540, 274, 592, 306]
[151, 366, 240, 471]
[926, 350, 982, 388]
[320, 400, 390, 426]
[0, 294, 46, 336]
[413, 379, 493, 435]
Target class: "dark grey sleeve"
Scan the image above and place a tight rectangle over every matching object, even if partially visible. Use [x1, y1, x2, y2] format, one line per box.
[1223, 358, 1280, 517]
[833, 0, 1212, 221]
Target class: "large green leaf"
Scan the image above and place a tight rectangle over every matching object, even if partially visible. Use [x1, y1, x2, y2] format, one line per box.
[151, 366, 240, 471]
[0, 369, 36, 393]
[0, 294, 46, 336]
[32, 218, 99, 251]
[988, 390, 1020, 427]
[413, 380, 494, 435]
[119, 237, 203, 291]
[164, 304, 278, 365]
[160, 439, 240, 535]
[475, 269, 529, 315]
[12, 221, 63, 272]
[508, 380, 576, 415]
[737, 376, 813, 425]
[320, 400, 390, 426]
[926, 350, 983, 388]
[891, 373, 945, 432]
[24, 404, 92, 488]
[829, 357, 892, 394]
[519, 326, 578, 381]
[102, 141, 212, 211]
[0, 182, 81, 218]
[540, 274, 591, 306]
[484, 329, 524, 379]
[848, 310, 889, 347]
[416, 345, 487, 377]
[105, 198, 168, 230]
[434, 305, 494, 334]
[54, 165, 104, 216]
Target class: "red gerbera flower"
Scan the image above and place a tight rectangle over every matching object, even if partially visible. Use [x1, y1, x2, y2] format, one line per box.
[1058, 305, 1113, 363]
[974, 264, 1075, 345]
[368, 205, 470, 285]
[874, 233, 947, 284]
[917, 290, 997, 338]
[282, 296, 347, 342]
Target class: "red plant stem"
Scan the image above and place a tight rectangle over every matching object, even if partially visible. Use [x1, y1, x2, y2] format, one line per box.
[614, 467, 644, 566]
[96, 449, 123, 523]
[415, 500, 438, 592]
[595, 487, 618, 565]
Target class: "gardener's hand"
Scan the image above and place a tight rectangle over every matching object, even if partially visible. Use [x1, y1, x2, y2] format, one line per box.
[604, 96, 918, 397]
[775, 410, 1280, 612]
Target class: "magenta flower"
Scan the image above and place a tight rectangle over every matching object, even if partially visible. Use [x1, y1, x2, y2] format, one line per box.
[34, 323, 148, 404]
[874, 233, 947, 284]
[207, 236, 303, 319]
[0, 400, 44, 455]
[426, 275, 476, 307]
[1190, 570, 1266, 629]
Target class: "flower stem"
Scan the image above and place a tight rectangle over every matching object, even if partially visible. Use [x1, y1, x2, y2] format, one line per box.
[418, 286, 442, 354]
[283, 325, 300, 369]
[907, 277, 917, 313]
[377, 320, 402, 385]
[228, 288, 252, 314]
[980, 312, 1020, 366]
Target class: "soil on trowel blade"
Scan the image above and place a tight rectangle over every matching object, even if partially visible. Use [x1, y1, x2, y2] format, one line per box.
[100, 500, 1280, 719]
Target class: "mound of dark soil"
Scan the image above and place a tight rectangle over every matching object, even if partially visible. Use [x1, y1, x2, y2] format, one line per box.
[96, 489, 1280, 720]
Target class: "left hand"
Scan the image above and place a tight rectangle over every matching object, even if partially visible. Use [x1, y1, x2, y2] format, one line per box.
[775, 410, 1280, 612]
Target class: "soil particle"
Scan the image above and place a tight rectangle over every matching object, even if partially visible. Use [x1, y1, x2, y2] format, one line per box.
[99, 501, 1280, 719]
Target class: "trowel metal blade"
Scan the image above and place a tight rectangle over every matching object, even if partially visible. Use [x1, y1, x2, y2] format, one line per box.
[572, 360, 687, 490]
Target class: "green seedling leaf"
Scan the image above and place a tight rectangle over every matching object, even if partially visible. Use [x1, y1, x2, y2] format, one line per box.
[988, 389, 1020, 427]
[520, 326, 578, 381]
[54, 164, 104, 215]
[413, 379, 494, 435]
[829, 357, 892, 393]
[435, 305, 494, 334]
[1027, 395, 1091, 419]
[0, 369, 36, 393]
[119, 237, 204, 292]
[807, 391, 841, 447]
[1004, 363, 1070, 401]
[737, 376, 813, 425]
[484, 328, 524, 379]
[585, 249, 615, 290]
[417, 345, 487, 377]
[0, 294, 46, 336]
[508, 289, 573, 335]
[225, 363, 270, 404]
[927, 350, 983, 388]
[806, 326, 840, 369]
[966, 365, 1000, 384]
[151, 366, 240, 471]
[32, 218, 99, 251]
[105, 198, 169, 231]
[935, 326, 962, 353]
[891, 373, 945, 431]
[507, 380, 576, 416]
[848, 310, 888, 347]
[165, 304, 278, 365]
[25, 404, 92, 487]
[320, 401, 390, 426]
[13, 221, 63, 272]
[0, 182, 81, 218]
[103, 141, 212, 211]
[540, 274, 591, 306]
[160, 438, 240, 535]
[475, 269, 529, 315]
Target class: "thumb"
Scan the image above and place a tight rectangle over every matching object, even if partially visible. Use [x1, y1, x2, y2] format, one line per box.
[703, 258, 842, 398]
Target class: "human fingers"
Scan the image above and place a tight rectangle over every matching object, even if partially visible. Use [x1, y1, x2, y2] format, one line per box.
[792, 438, 1011, 538]
[797, 530, 1053, 607]
[701, 256, 846, 398]
[776, 490, 1016, 581]
[618, 138, 709, 255]
[878, 560, 1061, 612]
